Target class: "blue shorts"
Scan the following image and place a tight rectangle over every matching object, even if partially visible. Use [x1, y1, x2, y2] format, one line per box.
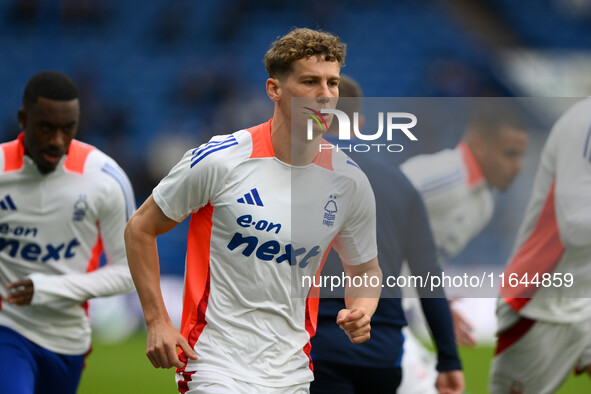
[0, 325, 86, 394]
[310, 360, 402, 394]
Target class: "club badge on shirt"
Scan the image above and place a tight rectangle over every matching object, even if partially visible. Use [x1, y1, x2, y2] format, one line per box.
[323, 195, 338, 227]
[72, 195, 88, 221]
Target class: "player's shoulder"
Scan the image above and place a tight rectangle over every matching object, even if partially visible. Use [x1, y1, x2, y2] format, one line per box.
[552, 97, 591, 136]
[71, 140, 126, 176]
[0, 140, 6, 169]
[540, 97, 591, 158]
[564, 96, 591, 118]
[67, 141, 134, 202]
[0, 136, 24, 173]
[0, 138, 17, 150]
[325, 151, 376, 203]
[330, 148, 370, 181]
[184, 128, 255, 171]
[401, 147, 462, 183]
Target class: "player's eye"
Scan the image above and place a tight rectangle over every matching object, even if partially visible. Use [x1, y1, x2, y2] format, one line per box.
[40, 124, 53, 133]
[62, 124, 76, 134]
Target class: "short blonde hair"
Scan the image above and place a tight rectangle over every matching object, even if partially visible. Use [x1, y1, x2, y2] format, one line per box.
[264, 27, 346, 79]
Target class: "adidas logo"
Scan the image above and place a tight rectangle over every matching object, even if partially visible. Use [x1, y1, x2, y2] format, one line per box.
[237, 188, 264, 207]
[0, 195, 17, 211]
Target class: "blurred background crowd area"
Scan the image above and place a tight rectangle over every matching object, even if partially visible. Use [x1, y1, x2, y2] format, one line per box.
[2, 0, 591, 276]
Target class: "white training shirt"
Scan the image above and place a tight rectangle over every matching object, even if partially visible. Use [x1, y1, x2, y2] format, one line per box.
[498, 98, 591, 324]
[0, 134, 135, 355]
[153, 120, 377, 387]
[401, 142, 494, 262]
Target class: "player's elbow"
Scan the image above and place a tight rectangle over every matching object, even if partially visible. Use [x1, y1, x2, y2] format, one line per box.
[362, 259, 382, 285]
[124, 212, 144, 248]
[124, 214, 134, 245]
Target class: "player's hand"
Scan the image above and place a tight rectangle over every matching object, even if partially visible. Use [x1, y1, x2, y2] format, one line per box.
[450, 306, 476, 347]
[336, 308, 371, 344]
[435, 370, 465, 394]
[5, 279, 34, 305]
[145, 320, 197, 369]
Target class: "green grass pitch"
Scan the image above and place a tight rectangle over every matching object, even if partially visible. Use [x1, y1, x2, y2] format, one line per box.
[79, 332, 589, 393]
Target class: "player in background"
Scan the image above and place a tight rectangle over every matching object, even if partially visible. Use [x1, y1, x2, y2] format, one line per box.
[311, 75, 464, 393]
[490, 98, 591, 393]
[398, 103, 528, 393]
[0, 71, 136, 394]
[124, 28, 382, 393]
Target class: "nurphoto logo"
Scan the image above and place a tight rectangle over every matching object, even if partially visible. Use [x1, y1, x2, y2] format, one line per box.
[304, 108, 419, 153]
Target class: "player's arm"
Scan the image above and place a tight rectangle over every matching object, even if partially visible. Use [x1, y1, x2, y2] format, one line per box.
[337, 257, 382, 344]
[404, 176, 464, 392]
[125, 195, 197, 369]
[125, 143, 224, 368]
[333, 170, 381, 343]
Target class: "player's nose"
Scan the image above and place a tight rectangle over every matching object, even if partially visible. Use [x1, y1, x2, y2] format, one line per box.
[316, 82, 333, 103]
[48, 131, 67, 148]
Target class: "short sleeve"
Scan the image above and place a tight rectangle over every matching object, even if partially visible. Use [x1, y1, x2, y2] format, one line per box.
[153, 134, 237, 222]
[333, 173, 378, 265]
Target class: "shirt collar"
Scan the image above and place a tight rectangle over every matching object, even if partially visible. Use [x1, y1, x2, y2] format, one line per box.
[457, 142, 485, 187]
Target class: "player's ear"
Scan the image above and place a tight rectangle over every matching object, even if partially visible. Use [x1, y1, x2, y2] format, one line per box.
[266, 78, 281, 102]
[17, 108, 26, 130]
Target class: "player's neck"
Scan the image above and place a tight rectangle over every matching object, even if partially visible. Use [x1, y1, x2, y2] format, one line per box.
[271, 117, 322, 166]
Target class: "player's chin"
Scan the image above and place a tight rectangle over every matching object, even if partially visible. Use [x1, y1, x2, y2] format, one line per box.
[37, 161, 59, 174]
